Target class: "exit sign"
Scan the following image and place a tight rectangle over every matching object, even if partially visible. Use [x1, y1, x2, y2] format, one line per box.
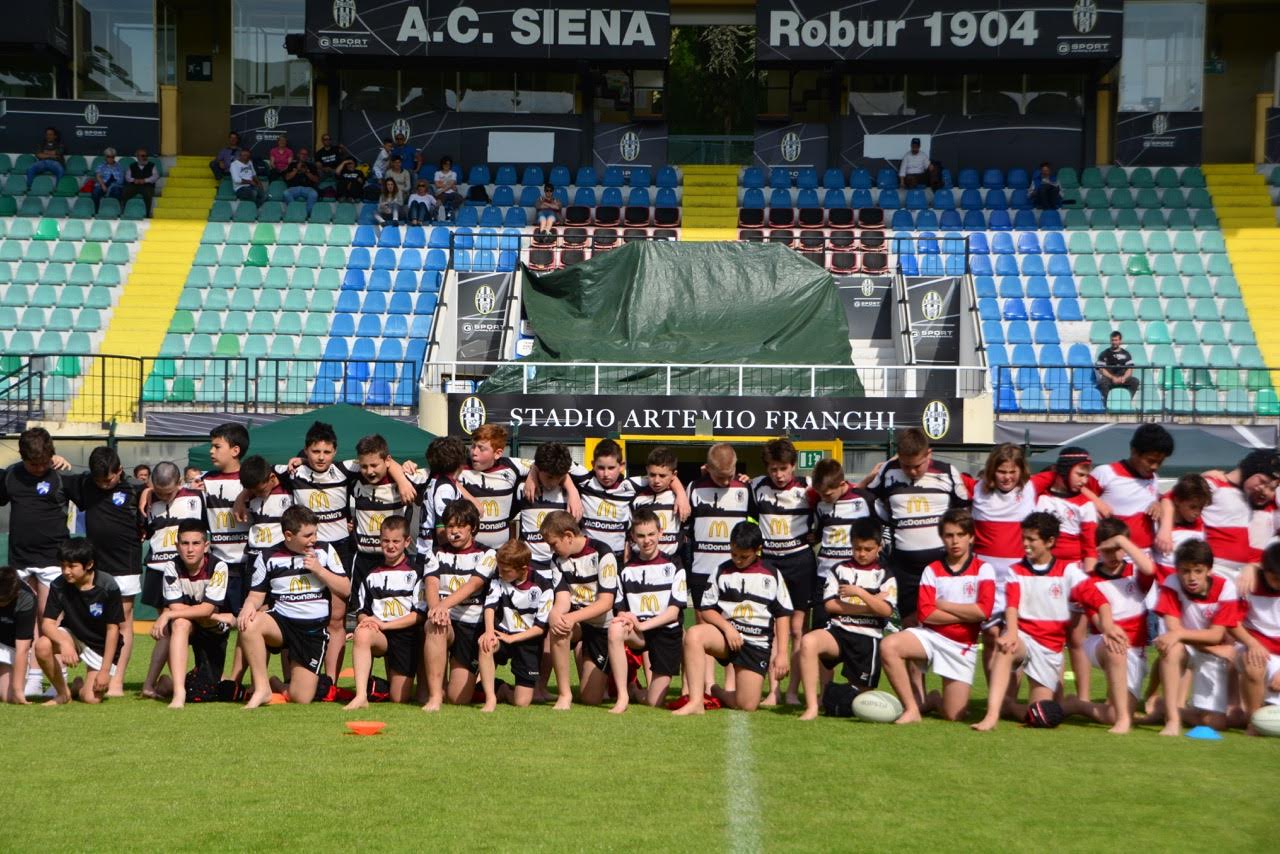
[797, 450, 825, 470]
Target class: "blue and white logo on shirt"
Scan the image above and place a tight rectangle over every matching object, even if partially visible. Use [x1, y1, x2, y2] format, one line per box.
[112, 491, 127, 506]
[36, 481, 50, 496]
[89, 603, 103, 617]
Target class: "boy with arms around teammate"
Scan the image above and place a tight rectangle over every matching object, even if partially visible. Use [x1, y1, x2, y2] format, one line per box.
[0, 565, 36, 703]
[479, 540, 551, 711]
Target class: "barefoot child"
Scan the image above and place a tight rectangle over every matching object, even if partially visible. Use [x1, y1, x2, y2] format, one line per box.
[798, 517, 897, 720]
[0, 565, 36, 703]
[674, 522, 792, 715]
[478, 540, 551, 711]
[345, 515, 424, 709]
[34, 539, 125, 705]
[878, 509, 994, 724]
[607, 509, 686, 714]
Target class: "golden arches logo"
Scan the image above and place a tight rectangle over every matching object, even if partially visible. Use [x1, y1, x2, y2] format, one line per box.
[572, 584, 592, 604]
[905, 496, 931, 515]
[596, 502, 619, 520]
[534, 511, 548, 528]
[707, 520, 730, 540]
[367, 513, 386, 533]
[826, 527, 849, 545]
[767, 517, 790, 537]
[448, 576, 463, 592]
[656, 511, 670, 530]
[511, 611, 528, 630]
[254, 527, 274, 544]
[211, 570, 227, 589]
[307, 491, 331, 510]
[162, 529, 178, 548]
[639, 593, 660, 613]
[600, 562, 617, 580]
[480, 499, 502, 518]
[288, 576, 312, 593]
[380, 598, 407, 619]
[731, 602, 754, 620]
[215, 510, 233, 529]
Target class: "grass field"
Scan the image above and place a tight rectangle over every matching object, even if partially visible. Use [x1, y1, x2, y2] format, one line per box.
[2, 634, 1276, 853]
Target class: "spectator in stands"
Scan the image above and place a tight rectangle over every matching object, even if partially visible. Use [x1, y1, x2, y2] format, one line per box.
[413, 150, 434, 181]
[26, 126, 66, 189]
[231, 148, 266, 205]
[1096, 330, 1140, 399]
[391, 132, 416, 172]
[334, 153, 365, 202]
[210, 132, 240, 180]
[1029, 162, 1062, 210]
[122, 148, 158, 217]
[267, 135, 293, 179]
[377, 177, 405, 226]
[535, 183, 561, 233]
[406, 179, 438, 226]
[371, 138, 394, 181]
[386, 155, 411, 199]
[314, 133, 347, 182]
[899, 137, 940, 190]
[433, 156, 461, 223]
[282, 147, 320, 214]
[91, 148, 124, 211]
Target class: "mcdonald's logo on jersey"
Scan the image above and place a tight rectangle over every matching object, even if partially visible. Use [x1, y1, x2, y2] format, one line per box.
[572, 584, 592, 604]
[448, 576, 463, 592]
[215, 510, 233, 529]
[480, 499, 502, 519]
[254, 527, 274, 544]
[639, 593, 660, 613]
[162, 529, 178, 548]
[656, 511, 671, 531]
[288, 576, 313, 593]
[211, 569, 227, 589]
[596, 501, 619, 520]
[380, 599, 407, 619]
[732, 602, 754, 620]
[707, 520, 730, 540]
[535, 511, 548, 528]
[768, 517, 790, 537]
[367, 513, 386, 533]
[307, 491, 331, 510]
[511, 611, 528, 630]
[826, 527, 849, 545]
[905, 496, 931, 515]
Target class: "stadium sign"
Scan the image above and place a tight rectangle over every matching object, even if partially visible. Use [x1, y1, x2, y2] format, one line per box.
[447, 393, 962, 441]
[905, 276, 961, 365]
[456, 271, 511, 367]
[305, 0, 670, 60]
[757, 0, 1122, 62]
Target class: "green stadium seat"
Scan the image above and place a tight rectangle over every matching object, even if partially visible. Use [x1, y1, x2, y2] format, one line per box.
[51, 240, 77, 263]
[1083, 298, 1109, 321]
[215, 179, 237, 201]
[224, 310, 250, 334]
[301, 224, 327, 246]
[1144, 320, 1171, 343]
[258, 201, 283, 223]
[244, 334, 269, 358]
[1205, 255, 1232, 277]
[53, 176, 80, 198]
[211, 267, 236, 289]
[13, 262, 38, 284]
[1222, 388, 1250, 416]
[1162, 298, 1190, 322]
[84, 287, 112, 310]
[1133, 276, 1158, 298]
[1185, 188, 1212, 209]
[224, 223, 252, 245]
[1129, 167, 1154, 189]
[316, 270, 340, 290]
[1239, 346, 1265, 369]
[104, 243, 131, 265]
[304, 313, 330, 336]
[333, 203, 358, 225]
[239, 267, 264, 288]
[1118, 232, 1144, 254]
[298, 336, 323, 359]
[115, 222, 139, 241]
[266, 181, 288, 202]
[142, 374, 167, 403]
[1080, 167, 1104, 189]
[1083, 188, 1109, 208]
[1208, 344, 1236, 369]
[321, 247, 346, 269]
[2, 175, 25, 195]
[284, 290, 309, 312]
[309, 202, 335, 223]
[1095, 233, 1121, 256]
[1221, 299, 1248, 322]
[1096, 255, 1123, 276]
[209, 201, 233, 222]
[1062, 209, 1088, 230]
[85, 221, 111, 242]
[43, 198, 69, 217]
[1199, 232, 1226, 253]
[270, 335, 297, 357]
[1191, 298, 1218, 321]
[1257, 389, 1280, 416]
[276, 313, 301, 336]
[257, 290, 283, 311]
[1073, 255, 1099, 276]
[193, 245, 218, 267]
[0, 196, 15, 217]
[328, 225, 352, 245]
[1153, 167, 1179, 188]
[1067, 233, 1092, 254]
[230, 289, 255, 311]
[232, 202, 258, 223]
[1228, 323, 1256, 345]
[1166, 210, 1193, 230]
[0, 241, 20, 263]
[277, 223, 302, 244]
[1193, 209, 1219, 229]
[34, 219, 59, 240]
[46, 308, 72, 332]
[169, 310, 196, 334]
[1114, 210, 1140, 230]
[203, 290, 230, 310]
[29, 175, 55, 196]
[24, 243, 50, 263]
[283, 201, 307, 223]
[215, 334, 240, 356]
[1106, 389, 1133, 413]
[1138, 209, 1163, 229]
[264, 268, 290, 289]
[176, 288, 201, 310]
[1136, 298, 1163, 321]
[251, 223, 276, 245]
[201, 223, 225, 244]
[219, 245, 245, 266]
[1178, 255, 1205, 276]
[53, 354, 82, 378]
[270, 246, 295, 266]
[0, 154, 11, 174]
[168, 377, 196, 403]
[1057, 167, 1078, 189]
[1180, 167, 1205, 188]
[40, 264, 68, 286]
[1214, 276, 1240, 298]
[1112, 300, 1136, 322]
[1103, 276, 1130, 298]
[289, 268, 315, 289]
[245, 244, 269, 267]
[1159, 188, 1187, 209]
[1110, 188, 1136, 209]
[96, 198, 121, 218]
[188, 336, 215, 358]
[1192, 388, 1221, 414]
[1124, 255, 1151, 276]
[295, 246, 321, 268]
[1087, 210, 1113, 229]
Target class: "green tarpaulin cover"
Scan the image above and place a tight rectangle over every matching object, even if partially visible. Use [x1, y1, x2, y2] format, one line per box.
[187, 404, 436, 469]
[480, 241, 861, 395]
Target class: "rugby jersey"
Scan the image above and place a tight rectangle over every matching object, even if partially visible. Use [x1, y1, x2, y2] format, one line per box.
[1075, 560, 1153, 646]
[203, 470, 250, 566]
[971, 480, 1038, 563]
[276, 462, 357, 544]
[1090, 462, 1160, 549]
[0, 585, 36, 647]
[1155, 573, 1243, 631]
[44, 572, 124, 654]
[353, 558, 424, 623]
[1031, 471, 1098, 563]
[701, 560, 793, 649]
[1005, 558, 1090, 652]
[1152, 513, 1205, 584]
[417, 474, 464, 559]
[551, 539, 618, 628]
[574, 473, 637, 555]
[516, 481, 572, 564]
[868, 459, 969, 570]
[1202, 477, 1264, 572]
[917, 556, 996, 645]
[485, 576, 552, 634]
[251, 544, 345, 623]
[750, 475, 811, 557]
[460, 457, 531, 548]
[631, 485, 682, 557]
[0, 463, 70, 568]
[159, 555, 230, 610]
[245, 484, 294, 559]
[1241, 572, 1280, 654]
[810, 482, 874, 578]
[350, 468, 428, 555]
[145, 488, 206, 569]
[823, 559, 897, 638]
[62, 475, 142, 576]
[424, 543, 496, 624]
[688, 477, 754, 578]
[617, 554, 686, 619]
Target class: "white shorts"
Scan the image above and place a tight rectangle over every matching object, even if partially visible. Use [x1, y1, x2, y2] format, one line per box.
[1235, 647, 1280, 707]
[1186, 647, 1230, 715]
[1019, 633, 1064, 692]
[907, 627, 978, 685]
[18, 565, 61, 584]
[114, 574, 141, 597]
[976, 556, 1017, 631]
[0, 642, 14, 666]
[1084, 634, 1148, 698]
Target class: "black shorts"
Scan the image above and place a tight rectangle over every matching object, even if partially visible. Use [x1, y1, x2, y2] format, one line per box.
[766, 550, 818, 612]
[450, 619, 481, 672]
[818, 629, 882, 691]
[223, 561, 249, 615]
[688, 574, 712, 610]
[495, 638, 541, 687]
[268, 615, 329, 675]
[381, 625, 422, 677]
[717, 642, 771, 677]
[891, 554, 938, 623]
[639, 624, 683, 677]
[349, 551, 383, 608]
[140, 567, 166, 609]
[579, 622, 609, 670]
[190, 623, 231, 679]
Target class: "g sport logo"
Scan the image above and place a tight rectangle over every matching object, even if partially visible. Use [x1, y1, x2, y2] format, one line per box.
[619, 130, 641, 162]
[333, 0, 357, 29]
[780, 131, 802, 163]
[1072, 0, 1098, 34]
[264, 108, 279, 129]
[459, 396, 487, 434]
[391, 118, 411, 141]
[474, 285, 497, 315]
[921, 290, 943, 321]
[922, 400, 950, 440]
[83, 104, 99, 125]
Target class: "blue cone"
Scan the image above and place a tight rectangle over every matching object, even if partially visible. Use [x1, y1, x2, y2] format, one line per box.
[1185, 725, 1222, 740]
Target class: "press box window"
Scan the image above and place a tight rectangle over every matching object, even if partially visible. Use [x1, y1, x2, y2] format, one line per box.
[1119, 0, 1205, 112]
[75, 0, 156, 101]
[232, 0, 311, 106]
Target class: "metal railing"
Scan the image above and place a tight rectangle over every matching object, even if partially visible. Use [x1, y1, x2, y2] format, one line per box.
[0, 361, 41, 431]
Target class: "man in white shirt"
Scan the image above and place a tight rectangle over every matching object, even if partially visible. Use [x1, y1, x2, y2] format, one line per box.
[230, 149, 265, 205]
[899, 137, 937, 189]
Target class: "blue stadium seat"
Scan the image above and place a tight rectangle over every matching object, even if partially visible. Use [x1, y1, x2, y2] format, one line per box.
[572, 187, 596, 207]
[848, 168, 872, 189]
[342, 270, 365, 291]
[336, 291, 361, 313]
[491, 186, 514, 207]
[891, 210, 914, 229]
[850, 189, 873, 208]
[655, 187, 678, 208]
[938, 210, 962, 229]
[742, 188, 765, 209]
[899, 255, 919, 275]
[1021, 256, 1046, 276]
[574, 166, 598, 187]
[970, 255, 992, 276]
[984, 189, 1008, 210]
[1046, 255, 1072, 277]
[982, 168, 1005, 190]
[743, 168, 766, 189]
[656, 166, 679, 188]
[453, 227, 474, 249]
[548, 165, 570, 187]
[988, 210, 1012, 230]
[372, 248, 396, 271]
[601, 187, 624, 207]
[877, 190, 899, 209]
[1040, 345, 1065, 366]
[356, 315, 382, 338]
[996, 381, 1019, 412]
[468, 165, 490, 186]
[768, 189, 792, 209]
[1006, 321, 1032, 344]
[960, 189, 983, 211]
[1039, 209, 1063, 229]
[975, 276, 997, 298]
[963, 210, 986, 229]
[905, 188, 928, 210]
[627, 187, 650, 207]
[1003, 298, 1028, 320]
[796, 168, 818, 190]
[932, 190, 955, 210]
[402, 227, 426, 249]
[602, 166, 625, 187]
[377, 227, 402, 248]
[629, 167, 651, 187]
[994, 255, 1019, 276]
[822, 189, 846, 209]
[504, 207, 528, 228]
[796, 188, 820, 209]
[957, 169, 980, 189]
[978, 299, 1000, 321]
[998, 277, 1023, 298]
[876, 168, 898, 190]
[1057, 298, 1082, 321]
[455, 206, 479, 227]
[983, 320, 1004, 344]
[1017, 233, 1041, 255]
[493, 166, 516, 186]
[520, 166, 543, 186]
[425, 249, 448, 270]
[822, 168, 845, 190]
[991, 233, 1015, 255]
[480, 206, 503, 228]
[1034, 321, 1059, 344]
[1043, 233, 1067, 254]
[1024, 276, 1050, 299]
[352, 225, 377, 247]
[917, 210, 939, 230]
[347, 247, 371, 269]
[1007, 168, 1030, 189]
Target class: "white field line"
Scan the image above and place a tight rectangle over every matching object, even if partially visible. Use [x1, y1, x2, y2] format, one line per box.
[726, 713, 762, 854]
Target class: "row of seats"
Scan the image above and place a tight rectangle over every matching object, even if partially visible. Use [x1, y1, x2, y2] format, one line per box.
[0, 238, 133, 263]
[202, 222, 453, 249]
[0, 195, 149, 220]
[740, 207, 1220, 232]
[967, 229, 1227, 255]
[739, 165, 1205, 192]
[976, 274, 1241, 300]
[0, 154, 162, 178]
[742, 186, 1212, 213]
[970, 253, 1231, 278]
[0, 217, 141, 241]
[980, 298, 1252, 328]
[458, 164, 679, 189]
[995, 380, 1278, 417]
[169, 305, 438, 338]
[0, 262, 127, 287]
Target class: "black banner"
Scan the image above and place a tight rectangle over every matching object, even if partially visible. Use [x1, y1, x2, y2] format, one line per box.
[839, 113, 1085, 174]
[230, 106, 315, 158]
[1266, 108, 1280, 165]
[1114, 111, 1203, 167]
[836, 275, 893, 341]
[307, 0, 670, 60]
[0, 99, 159, 155]
[754, 122, 829, 173]
[757, 0, 1121, 62]
[905, 276, 961, 365]
[448, 392, 962, 441]
[456, 271, 511, 365]
[335, 109, 585, 169]
[593, 122, 667, 175]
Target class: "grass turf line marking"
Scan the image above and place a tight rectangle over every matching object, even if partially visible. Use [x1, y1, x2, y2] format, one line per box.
[726, 713, 762, 854]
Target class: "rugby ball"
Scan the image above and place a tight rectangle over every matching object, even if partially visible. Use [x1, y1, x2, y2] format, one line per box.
[852, 690, 903, 723]
[1250, 705, 1280, 737]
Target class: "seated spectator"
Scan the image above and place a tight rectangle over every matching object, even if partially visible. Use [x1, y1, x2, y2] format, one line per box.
[282, 148, 320, 214]
[27, 126, 66, 188]
[433, 156, 461, 222]
[334, 154, 365, 202]
[1096, 330, 1140, 398]
[231, 148, 266, 205]
[391, 132, 416, 172]
[313, 133, 347, 181]
[371, 138, 394, 181]
[386, 155, 411, 200]
[405, 179, 438, 226]
[122, 148, 158, 217]
[91, 148, 124, 210]
[267, 135, 293, 179]
[899, 137, 941, 190]
[535, 183, 561, 233]
[210, 131, 240, 181]
[413, 150, 434, 181]
[1029, 161, 1062, 210]
[377, 177, 405, 226]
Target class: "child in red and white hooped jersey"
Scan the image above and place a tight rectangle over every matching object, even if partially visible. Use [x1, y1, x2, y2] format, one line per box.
[879, 508, 995, 725]
[1232, 542, 1280, 723]
[1086, 424, 1173, 553]
[1153, 539, 1243, 736]
[972, 512, 1090, 732]
[1030, 447, 1098, 572]
[1066, 517, 1156, 734]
